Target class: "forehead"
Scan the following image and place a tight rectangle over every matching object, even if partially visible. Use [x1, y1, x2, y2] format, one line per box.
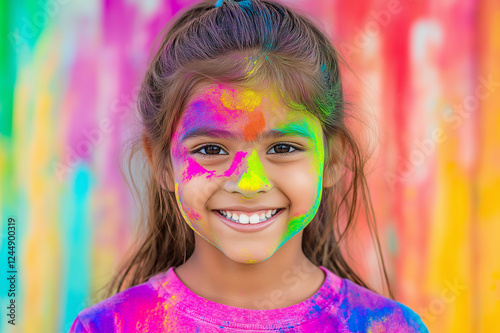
[185, 83, 286, 116]
[178, 83, 317, 139]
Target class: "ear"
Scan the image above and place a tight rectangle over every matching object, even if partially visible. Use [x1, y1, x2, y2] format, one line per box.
[323, 134, 346, 188]
[142, 132, 176, 192]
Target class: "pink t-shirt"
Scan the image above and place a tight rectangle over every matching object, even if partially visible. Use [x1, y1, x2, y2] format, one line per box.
[69, 266, 428, 332]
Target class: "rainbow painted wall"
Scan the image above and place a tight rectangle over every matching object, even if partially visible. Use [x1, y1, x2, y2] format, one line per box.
[1, 0, 499, 332]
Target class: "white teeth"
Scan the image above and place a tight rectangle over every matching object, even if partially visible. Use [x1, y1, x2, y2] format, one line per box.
[218, 209, 281, 224]
[239, 214, 249, 224]
[249, 214, 260, 224]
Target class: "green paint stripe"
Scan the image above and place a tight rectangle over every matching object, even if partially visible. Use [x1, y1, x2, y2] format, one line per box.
[0, 1, 15, 138]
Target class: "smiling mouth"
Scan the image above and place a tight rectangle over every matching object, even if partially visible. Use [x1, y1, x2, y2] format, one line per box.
[215, 208, 284, 224]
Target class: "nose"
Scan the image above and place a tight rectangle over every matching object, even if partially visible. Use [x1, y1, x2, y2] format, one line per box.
[223, 149, 271, 198]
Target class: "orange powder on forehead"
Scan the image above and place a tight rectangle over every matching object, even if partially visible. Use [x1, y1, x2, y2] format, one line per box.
[219, 88, 266, 141]
[243, 109, 265, 141]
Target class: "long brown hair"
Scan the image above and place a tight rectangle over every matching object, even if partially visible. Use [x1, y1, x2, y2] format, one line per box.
[104, 0, 393, 301]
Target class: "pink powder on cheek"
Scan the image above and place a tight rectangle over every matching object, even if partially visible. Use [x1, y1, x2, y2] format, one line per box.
[181, 151, 248, 183]
[185, 207, 201, 227]
[170, 132, 185, 161]
[222, 151, 248, 177]
[182, 156, 216, 182]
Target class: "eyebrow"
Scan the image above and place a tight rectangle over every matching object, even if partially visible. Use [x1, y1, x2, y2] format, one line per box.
[180, 126, 314, 143]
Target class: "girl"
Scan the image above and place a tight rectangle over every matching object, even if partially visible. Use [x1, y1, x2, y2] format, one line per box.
[70, 0, 428, 331]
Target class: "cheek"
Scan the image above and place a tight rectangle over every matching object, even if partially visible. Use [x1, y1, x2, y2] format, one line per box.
[275, 164, 321, 214]
[173, 150, 247, 208]
[181, 156, 217, 182]
[291, 176, 320, 218]
[175, 172, 225, 226]
[276, 162, 323, 246]
[175, 183, 202, 229]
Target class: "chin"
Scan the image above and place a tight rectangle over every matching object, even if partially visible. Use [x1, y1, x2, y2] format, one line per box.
[221, 246, 277, 265]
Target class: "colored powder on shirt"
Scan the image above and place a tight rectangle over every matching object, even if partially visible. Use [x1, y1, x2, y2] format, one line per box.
[69, 266, 429, 332]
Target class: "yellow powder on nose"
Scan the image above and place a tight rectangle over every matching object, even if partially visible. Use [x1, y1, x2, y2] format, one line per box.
[237, 149, 271, 191]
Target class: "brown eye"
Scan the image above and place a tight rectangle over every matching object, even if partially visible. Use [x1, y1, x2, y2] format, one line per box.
[267, 144, 298, 155]
[196, 145, 229, 156]
[276, 144, 291, 153]
[206, 146, 221, 154]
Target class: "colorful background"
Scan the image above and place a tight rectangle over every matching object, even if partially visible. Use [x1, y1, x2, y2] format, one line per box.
[1, 0, 499, 332]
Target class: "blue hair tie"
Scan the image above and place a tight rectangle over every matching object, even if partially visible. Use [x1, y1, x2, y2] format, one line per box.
[215, 0, 252, 8]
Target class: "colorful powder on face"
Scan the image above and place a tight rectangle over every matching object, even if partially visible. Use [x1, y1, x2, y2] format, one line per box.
[222, 151, 248, 177]
[181, 151, 248, 183]
[273, 116, 326, 248]
[220, 88, 261, 112]
[236, 149, 271, 192]
[182, 156, 217, 182]
[185, 207, 202, 227]
[219, 86, 265, 141]
[175, 183, 201, 223]
[179, 85, 254, 138]
[175, 183, 191, 226]
[176, 85, 268, 184]
[175, 85, 328, 258]
[280, 120, 325, 175]
[175, 182, 212, 235]
[243, 108, 266, 142]
[182, 99, 234, 129]
[238, 247, 258, 264]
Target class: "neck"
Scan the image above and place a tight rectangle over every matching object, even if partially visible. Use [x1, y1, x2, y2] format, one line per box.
[174, 232, 325, 309]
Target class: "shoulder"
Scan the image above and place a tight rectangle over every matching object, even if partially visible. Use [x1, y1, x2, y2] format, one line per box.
[68, 277, 164, 333]
[335, 277, 429, 332]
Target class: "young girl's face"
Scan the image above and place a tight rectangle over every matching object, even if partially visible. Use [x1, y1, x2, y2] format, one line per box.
[170, 83, 326, 264]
